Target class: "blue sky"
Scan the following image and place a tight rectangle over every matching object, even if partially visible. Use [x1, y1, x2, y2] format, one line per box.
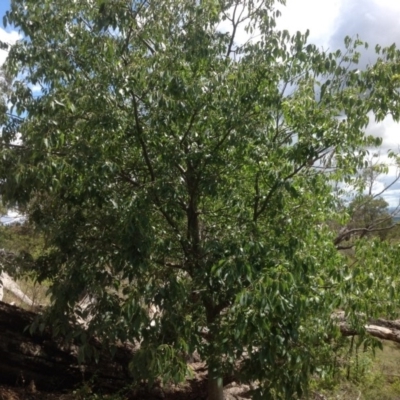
[0, 1, 11, 31]
[1, 0, 400, 206]
[217, 0, 400, 207]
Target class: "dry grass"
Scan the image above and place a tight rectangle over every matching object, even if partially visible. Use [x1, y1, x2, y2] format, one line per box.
[2, 277, 49, 311]
[311, 341, 400, 399]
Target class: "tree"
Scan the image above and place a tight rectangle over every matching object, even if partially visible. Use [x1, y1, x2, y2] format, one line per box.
[2, 1, 400, 399]
[348, 195, 393, 238]
[333, 158, 400, 248]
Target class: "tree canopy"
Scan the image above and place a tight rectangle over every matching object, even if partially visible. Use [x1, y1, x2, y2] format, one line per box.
[2, 1, 400, 399]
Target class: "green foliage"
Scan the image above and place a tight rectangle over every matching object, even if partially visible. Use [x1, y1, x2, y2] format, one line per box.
[348, 195, 394, 241]
[2, 1, 400, 399]
[0, 222, 44, 259]
[72, 382, 127, 400]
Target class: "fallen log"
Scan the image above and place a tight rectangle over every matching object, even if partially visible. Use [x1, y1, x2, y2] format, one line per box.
[0, 301, 134, 392]
[333, 311, 400, 343]
[0, 271, 36, 307]
[340, 322, 400, 343]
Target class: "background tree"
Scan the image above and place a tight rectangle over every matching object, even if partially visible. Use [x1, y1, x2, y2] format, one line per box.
[333, 157, 400, 248]
[348, 195, 393, 239]
[2, 1, 400, 399]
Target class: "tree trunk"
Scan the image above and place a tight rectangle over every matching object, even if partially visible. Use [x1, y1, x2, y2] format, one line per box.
[0, 301, 134, 392]
[204, 302, 225, 400]
[207, 375, 224, 400]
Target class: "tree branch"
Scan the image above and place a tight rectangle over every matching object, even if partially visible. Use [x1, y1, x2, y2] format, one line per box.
[334, 224, 397, 247]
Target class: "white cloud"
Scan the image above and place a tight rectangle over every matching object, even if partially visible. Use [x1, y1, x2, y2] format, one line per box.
[276, 0, 342, 48]
[328, 0, 400, 69]
[0, 28, 20, 66]
[367, 116, 400, 153]
[0, 29, 23, 225]
[2, 2, 400, 207]
[217, 1, 344, 49]
[277, 0, 400, 206]
[212, 1, 400, 206]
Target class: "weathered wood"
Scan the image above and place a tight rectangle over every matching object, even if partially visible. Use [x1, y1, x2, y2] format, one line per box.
[333, 311, 400, 343]
[340, 322, 400, 343]
[0, 301, 134, 392]
[0, 272, 36, 306]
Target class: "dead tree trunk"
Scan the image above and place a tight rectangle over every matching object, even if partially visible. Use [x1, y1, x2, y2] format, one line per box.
[0, 272, 36, 307]
[339, 319, 400, 343]
[333, 311, 400, 343]
[0, 301, 134, 392]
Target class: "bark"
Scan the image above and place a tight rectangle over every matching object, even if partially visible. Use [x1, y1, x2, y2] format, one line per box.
[340, 321, 400, 343]
[0, 272, 36, 307]
[207, 375, 224, 400]
[334, 311, 400, 343]
[0, 301, 134, 392]
[204, 304, 224, 400]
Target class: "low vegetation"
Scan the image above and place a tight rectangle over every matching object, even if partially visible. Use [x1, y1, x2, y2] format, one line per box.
[309, 340, 400, 400]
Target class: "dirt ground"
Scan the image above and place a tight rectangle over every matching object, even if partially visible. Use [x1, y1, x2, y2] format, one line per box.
[0, 383, 209, 400]
[0, 363, 254, 400]
[0, 379, 208, 400]
[0, 362, 220, 400]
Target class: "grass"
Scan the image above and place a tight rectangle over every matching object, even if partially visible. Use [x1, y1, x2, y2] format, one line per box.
[2, 277, 50, 311]
[311, 341, 400, 399]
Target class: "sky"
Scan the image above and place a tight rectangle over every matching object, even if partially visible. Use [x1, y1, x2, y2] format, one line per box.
[0, 0, 400, 206]
[278, 0, 400, 208]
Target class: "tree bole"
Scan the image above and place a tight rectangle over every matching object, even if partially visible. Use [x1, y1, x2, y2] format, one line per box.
[207, 375, 224, 400]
